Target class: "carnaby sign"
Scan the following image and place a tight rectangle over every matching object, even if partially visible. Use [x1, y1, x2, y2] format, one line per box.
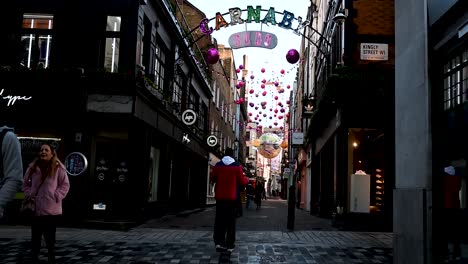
[200, 6, 309, 36]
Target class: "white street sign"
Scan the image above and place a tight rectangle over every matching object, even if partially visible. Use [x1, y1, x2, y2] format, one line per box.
[182, 109, 197, 126]
[207, 135, 218, 147]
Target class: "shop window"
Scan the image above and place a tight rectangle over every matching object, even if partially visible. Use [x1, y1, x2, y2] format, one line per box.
[20, 14, 53, 69]
[443, 48, 468, 110]
[172, 67, 185, 115]
[104, 16, 121, 73]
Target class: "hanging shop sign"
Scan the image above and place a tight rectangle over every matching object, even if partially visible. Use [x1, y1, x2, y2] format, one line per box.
[200, 6, 309, 36]
[228, 31, 278, 49]
[291, 132, 304, 146]
[360, 43, 388, 61]
[64, 152, 88, 176]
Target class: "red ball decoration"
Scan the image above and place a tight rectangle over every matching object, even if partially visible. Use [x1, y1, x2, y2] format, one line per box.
[249, 113, 253, 116]
[280, 69, 285, 74]
[238, 98, 244, 103]
[278, 116, 283, 119]
[261, 84, 265, 89]
[261, 68, 265, 73]
[286, 49, 300, 64]
[262, 91, 267, 96]
[236, 69, 241, 73]
[286, 100, 290, 105]
[274, 109, 278, 113]
[249, 89, 254, 94]
[238, 81, 244, 87]
[274, 82, 279, 87]
[239, 65, 244, 69]
[280, 126, 283, 130]
[287, 85, 291, 89]
[262, 79, 266, 83]
[205, 48, 220, 64]
[249, 102, 254, 107]
[274, 122, 278, 126]
[274, 96, 278, 100]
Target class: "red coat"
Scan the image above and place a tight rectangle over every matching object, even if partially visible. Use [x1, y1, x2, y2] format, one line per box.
[210, 157, 248, 201]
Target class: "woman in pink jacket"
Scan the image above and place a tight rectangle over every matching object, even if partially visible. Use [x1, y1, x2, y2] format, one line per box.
[23, 143, 70, 264]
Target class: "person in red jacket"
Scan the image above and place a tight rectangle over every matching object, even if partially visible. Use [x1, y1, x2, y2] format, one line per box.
[210, 147, 248, 253]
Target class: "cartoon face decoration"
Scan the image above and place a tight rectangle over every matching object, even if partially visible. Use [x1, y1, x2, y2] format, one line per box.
[256, 133, 282, 159]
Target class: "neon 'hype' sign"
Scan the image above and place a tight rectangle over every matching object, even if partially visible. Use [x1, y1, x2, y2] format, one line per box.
[199, 6, 310, 36]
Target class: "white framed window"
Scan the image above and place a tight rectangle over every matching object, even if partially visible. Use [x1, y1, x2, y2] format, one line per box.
[20, 14, 53, 69]
[104, 16, 121, 73]
[444, 48, 468, 110]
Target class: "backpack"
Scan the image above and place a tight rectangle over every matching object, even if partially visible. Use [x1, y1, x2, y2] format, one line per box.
[0, 129, 13, 179]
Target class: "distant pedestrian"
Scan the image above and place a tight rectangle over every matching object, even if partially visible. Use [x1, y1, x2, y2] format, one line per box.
[245, 183, 254, 209]
[254, 182, 264, 209]
[23, 143, 70, 263]
[210, 147, 248, 253]
[0, 126, 23, 219]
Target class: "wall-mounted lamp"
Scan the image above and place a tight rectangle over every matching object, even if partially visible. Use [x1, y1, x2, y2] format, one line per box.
[332, 10, 347, 24]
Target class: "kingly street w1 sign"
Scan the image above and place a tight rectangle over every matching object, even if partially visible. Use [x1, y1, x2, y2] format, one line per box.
[360, 43, 388, 61]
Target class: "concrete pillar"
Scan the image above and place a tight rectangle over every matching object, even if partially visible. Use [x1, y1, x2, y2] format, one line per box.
[394, 0, 432, 263]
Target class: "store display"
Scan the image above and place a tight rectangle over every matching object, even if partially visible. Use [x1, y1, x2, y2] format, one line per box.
[373, 168, 384, 212]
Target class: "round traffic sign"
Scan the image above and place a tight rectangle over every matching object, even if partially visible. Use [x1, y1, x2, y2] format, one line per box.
[182, 109, 197, 126]
[207, 135, 218, 147]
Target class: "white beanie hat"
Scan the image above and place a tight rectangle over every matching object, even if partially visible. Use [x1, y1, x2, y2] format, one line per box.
[444, 166, 456, 176]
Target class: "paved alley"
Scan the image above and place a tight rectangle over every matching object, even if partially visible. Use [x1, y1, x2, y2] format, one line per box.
[0, 200, 393, 263]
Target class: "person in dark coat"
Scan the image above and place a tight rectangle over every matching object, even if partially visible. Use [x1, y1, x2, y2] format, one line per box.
[254, 182, 264, 209]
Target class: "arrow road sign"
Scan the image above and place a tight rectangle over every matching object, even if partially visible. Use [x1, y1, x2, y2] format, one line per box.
[182, 109, 197, 126]
[207, 135, 218, 147]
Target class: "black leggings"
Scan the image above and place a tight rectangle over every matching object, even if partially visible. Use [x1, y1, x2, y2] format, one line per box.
[31, 215, 60, 255]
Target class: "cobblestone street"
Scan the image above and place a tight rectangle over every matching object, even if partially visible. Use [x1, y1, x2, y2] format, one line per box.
[0, 200, 393, 263]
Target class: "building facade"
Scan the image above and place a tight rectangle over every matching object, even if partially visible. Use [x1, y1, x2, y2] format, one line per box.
[293, 0, 395, 231]
[0, 0, 213, 225]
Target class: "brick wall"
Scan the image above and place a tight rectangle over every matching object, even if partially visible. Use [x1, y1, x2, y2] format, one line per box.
[350, 0, 395, 66]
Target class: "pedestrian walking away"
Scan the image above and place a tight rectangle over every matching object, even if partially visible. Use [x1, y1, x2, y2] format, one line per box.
[0, 125, 24, 219]
[22, 143, 70, 264]
[209, 147, 248, 254]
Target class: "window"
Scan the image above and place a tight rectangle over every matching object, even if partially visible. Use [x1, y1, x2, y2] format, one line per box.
[172, 68, 185, 114]
[443, 48, 468, 110]
[154, 42, 167, 91]
[104, 16, 121, 72]
[20, 14, 53, 69]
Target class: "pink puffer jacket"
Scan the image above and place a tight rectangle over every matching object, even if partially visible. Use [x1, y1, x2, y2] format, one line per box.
[22, 162, 70, 216]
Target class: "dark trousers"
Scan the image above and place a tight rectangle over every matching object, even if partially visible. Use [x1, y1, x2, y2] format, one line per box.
[31, 215, 60, 257]
[213, 200, 237, 248]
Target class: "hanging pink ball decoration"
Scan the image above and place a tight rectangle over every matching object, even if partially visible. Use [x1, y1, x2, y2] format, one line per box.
[249, 113, 253, 116]
[205, 48, 220, 64]
[274, 109, 278, 113]
[262, 91, 267, 96]
[278, 116, 283, 119]
[280, 108, 285, 113]
[274, 122, 278, 126]
[286, 113, 290, 118]
[286, 100, 290, 105]
[236, 69, 241, 73]
[249, 119, 252, 122]
[279, 88, 285, 93]
[249, 89, 254, 94]
[270, 116, 273, 119]
[261, 102, 267, 106]
[274, 96, 278, 100]
[280, 126, 283, 130]
[239, 65, 244, 69]
[274, 82, 279, 87]
[261, 84, 265, 89]
[287, 85, 291, 89]
[259, 111, 262, 114]
[274, 114, 277, 117]
[262, 79, 267, 84]
[269, 125, 272, 128]
[238, 81, 244, 87]
[286, 49, 300, 64]
[255, 94, 259, 97]
[250, 75, 255, 80]
[263, 114, 267, 117]
[261, 68, 265, 73]
[249, 102, 254, 107]
[238, 98, 244, 103]
[255, 107, 258, 110]
[280, 69, 285, 74]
